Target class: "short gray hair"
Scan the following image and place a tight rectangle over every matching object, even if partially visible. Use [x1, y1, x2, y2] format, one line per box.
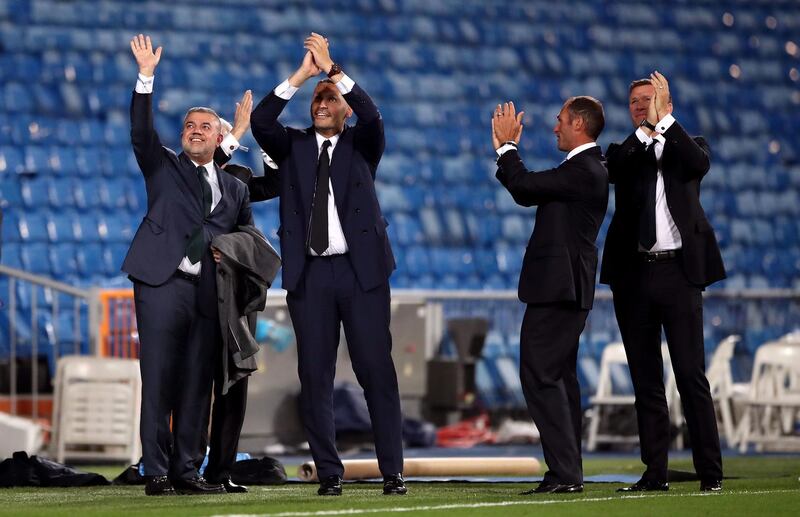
[183, 107, 222, 131]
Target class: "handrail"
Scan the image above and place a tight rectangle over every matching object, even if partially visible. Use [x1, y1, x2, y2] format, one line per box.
[0, 264, 90, 298]
[0, 264, 93, 418]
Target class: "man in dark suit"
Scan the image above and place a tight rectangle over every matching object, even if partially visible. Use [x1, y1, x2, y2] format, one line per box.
[194, 93, 281, 494]
[600, 72, 726, 493]
[124, 34, 252, 496]
[250, 33, 405, 496]
[493, 97, 608, 494]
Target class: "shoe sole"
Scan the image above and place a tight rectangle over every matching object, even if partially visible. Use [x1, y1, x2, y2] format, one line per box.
[175, 488, 226, 495]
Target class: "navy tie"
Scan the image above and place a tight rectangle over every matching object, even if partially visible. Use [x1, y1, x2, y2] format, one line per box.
[638, 145, 658, 250]
[186, 165, 212, 264]
[310, 140, 332, 255]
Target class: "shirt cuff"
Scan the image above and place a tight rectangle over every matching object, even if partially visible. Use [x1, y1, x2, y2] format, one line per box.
[496, 143, 518, 158]
[274, 79, 298, 100]
[635, 127, 653, 145]
[656, 113, 676, 133]
[335, 73, 355, 95]
[136, 73, 154, 94]
[262, 151, 279, 170]
[220, 133, 239, 157]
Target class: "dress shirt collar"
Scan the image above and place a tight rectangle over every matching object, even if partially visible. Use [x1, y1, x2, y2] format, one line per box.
[565, 141, 598, 161]
[315, 132, 340, 153]
[190, 159, 217, 182]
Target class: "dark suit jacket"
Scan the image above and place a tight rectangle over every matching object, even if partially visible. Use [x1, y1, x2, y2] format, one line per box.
[213, 149, 280, 203]
[599, 122, 726, 288]
[122, 92, 252, 314]
[250, 83, 394, 292]
[496, 146, 609, 310]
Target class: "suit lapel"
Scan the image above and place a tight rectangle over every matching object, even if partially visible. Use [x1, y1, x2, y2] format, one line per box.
[659, 140, 673, 197]
[177, 152, 204, 214]
[210, 163, 228, 217]
[330, 125, 353, 214]
[297, 129, 319, 219]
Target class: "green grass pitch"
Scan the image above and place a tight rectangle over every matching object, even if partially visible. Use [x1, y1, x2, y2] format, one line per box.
[1, 456, 798, 516]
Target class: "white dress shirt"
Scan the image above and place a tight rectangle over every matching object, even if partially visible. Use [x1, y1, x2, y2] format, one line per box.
[135, 73, 221, 274]
[178, 160, 221, 274]
[565, 141, 598, 160]
[635, 113, 682, 252]
[273, 74, 355, 256]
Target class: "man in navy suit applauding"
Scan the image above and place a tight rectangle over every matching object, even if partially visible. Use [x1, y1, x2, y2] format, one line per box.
[251, 33, 405, 497]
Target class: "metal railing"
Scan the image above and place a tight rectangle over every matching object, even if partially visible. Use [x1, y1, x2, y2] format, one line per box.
[0, 264, 94, 419]
[3, 262, 800, 419]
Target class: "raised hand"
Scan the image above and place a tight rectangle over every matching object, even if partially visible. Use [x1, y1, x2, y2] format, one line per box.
[650, 71, 671, 121]
[492, 102, 524, 149]
[289, 51, 321, 88]
[645, 89, 659, 130]
[231, 90, 253, 141]
[130, 34, 162, 76]
[304, 32, 334, 74]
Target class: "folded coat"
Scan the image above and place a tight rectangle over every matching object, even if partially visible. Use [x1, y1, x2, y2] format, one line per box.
[211, 225, 281, 394]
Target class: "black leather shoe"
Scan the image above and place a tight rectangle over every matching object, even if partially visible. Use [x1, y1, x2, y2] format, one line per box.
[171, 476, 225, 495]
[383, 473, 408, 495]
[700, 479, 722, 492]
[211, 477, 248, 493]
[144, 475, 175, 496]
[521, 481, 584, 494]
[318, 475, 343, 496]
[617, 479, 669, 492]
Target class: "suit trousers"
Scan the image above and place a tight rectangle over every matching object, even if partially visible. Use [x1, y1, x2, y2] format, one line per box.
[286, 254, 404, 479]
[134, 275, 218, 479]
[202, 376, 248, 482]
[520, 302, 588, 485]
[612, 257, 722, 482]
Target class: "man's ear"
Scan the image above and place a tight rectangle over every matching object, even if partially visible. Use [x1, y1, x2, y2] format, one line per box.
[345, 106, 354, 118]
[216, 133, 224, 145]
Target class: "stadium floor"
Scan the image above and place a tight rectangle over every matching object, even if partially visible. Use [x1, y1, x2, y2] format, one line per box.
[1, 450, 798, 516]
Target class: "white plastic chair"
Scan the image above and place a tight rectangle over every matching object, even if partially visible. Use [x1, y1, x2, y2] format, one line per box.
[706, 335, 744, 447]
[586, 342, 681, 451]
[51, 356, 142, 464]
[736, 340, 800, 452]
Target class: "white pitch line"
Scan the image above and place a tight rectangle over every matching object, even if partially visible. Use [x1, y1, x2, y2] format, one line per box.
[212, 488, 800, 517]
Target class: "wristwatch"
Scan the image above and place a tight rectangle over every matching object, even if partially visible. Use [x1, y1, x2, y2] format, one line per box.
[327, 62, 343, 78]
[639, 119, 656, 131]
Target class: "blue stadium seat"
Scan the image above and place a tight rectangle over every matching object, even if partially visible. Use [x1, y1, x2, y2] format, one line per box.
[76, 243, 112, 277]
[46, 210, 78, 242]
[75, 212, 101, 242]
[0, 145, 25, 174]
[50, 243, 79, 277]
[17, 212, 49, 242]
[20, 243, 51, 275]
[388, 213, 423, 246]
[51, 146, 79, 175]
[49, 177, 77, 209]
[2, 243, 23, 269]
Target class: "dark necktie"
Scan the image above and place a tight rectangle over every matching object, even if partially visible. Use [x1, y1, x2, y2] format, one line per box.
[309, 140, 332, 255]
[185, 165, 213, 264]
[638, 143, 658, 250]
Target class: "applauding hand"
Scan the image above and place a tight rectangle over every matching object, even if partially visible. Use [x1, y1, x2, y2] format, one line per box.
[492, 101, 524, 150]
